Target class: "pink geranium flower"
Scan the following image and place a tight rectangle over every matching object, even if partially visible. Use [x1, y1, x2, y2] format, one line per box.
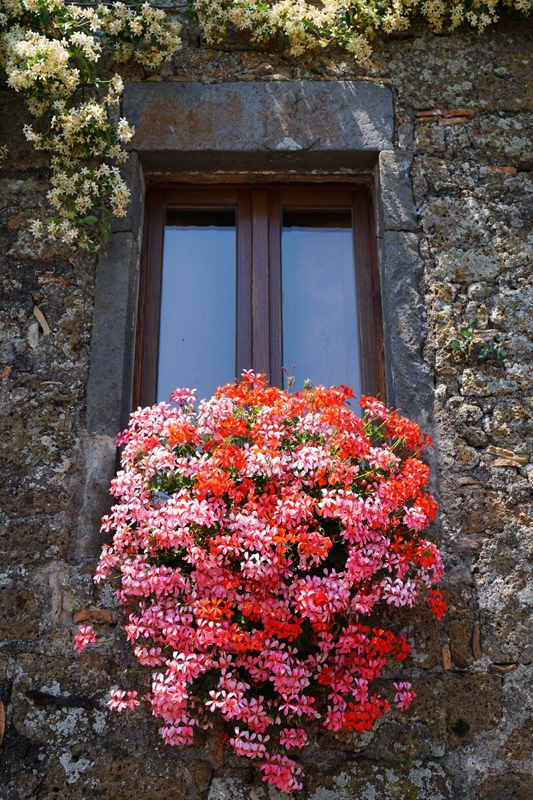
[73, 625, 97, 653]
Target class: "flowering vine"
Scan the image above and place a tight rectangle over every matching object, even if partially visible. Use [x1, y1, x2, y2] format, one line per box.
[190, 0, 533, 58]
[2, 0, 532, 252]
[0, 0, 181, 250]
[77, 373, 447, 793]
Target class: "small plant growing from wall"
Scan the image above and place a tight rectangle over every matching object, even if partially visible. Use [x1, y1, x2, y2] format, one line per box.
[451, 320, 506, 364]
[75, 373, 446, 794]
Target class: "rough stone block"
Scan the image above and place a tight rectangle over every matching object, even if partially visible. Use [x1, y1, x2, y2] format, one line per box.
[471, 114, 533, 170]
[69, 433, 117, 563]
[0, 90, 49, 170]
[413, 672, 502, 752]
[479, 772, 533, 800]
[0, 585, 39, 641]
[86, 232, 139, 435]
[497, 719, 533, 759]
[475, 523, 533, 664]
[380, 230, 434, 424]
[379, 150, 418, 232]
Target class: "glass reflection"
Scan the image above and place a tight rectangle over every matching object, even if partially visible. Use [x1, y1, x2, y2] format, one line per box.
[282, 209, 362, 396]
[158, 208, 237, 404]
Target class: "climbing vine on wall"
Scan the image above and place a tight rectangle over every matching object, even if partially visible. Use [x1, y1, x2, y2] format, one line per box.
[191, 0, 533, 57]
[0, 0, 182, 250]
[1, 0, 532, 251]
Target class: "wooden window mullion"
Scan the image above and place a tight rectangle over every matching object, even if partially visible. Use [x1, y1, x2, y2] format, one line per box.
[366, 194, 386, 401]
[352, 189, 385, 400]
[268, 191, 283, 388]
[250, 189, 270, 380]
[236, 190, 253, 378]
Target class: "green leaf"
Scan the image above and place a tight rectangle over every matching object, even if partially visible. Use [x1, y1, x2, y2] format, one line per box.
[451, 340, 462, 351]
[83, 216, 98, 225]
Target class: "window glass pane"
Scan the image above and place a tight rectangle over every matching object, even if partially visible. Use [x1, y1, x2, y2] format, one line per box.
[158, 209, 236, 403]
[282, 209, 362, 396]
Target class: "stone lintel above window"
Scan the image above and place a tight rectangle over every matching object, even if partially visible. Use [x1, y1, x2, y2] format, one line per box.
[122, 80, 394, 174]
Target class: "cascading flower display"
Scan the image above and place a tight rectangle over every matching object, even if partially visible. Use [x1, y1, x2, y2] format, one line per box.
[85, 372, 446, 793]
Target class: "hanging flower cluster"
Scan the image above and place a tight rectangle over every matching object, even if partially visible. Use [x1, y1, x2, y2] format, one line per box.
[0, 0, 181, 250]
[79, 373, 446, 793]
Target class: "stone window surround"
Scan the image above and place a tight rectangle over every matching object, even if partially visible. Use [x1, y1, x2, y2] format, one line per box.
[72, 79, 433, 563]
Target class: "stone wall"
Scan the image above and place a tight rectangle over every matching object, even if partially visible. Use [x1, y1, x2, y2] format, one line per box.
[1, 16, 533, 800]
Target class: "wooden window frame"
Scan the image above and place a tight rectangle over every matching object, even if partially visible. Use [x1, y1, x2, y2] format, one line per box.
[134, 183, 385, 408]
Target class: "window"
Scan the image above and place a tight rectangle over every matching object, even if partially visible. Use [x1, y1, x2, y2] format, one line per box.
[134, 184, 384, 407]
